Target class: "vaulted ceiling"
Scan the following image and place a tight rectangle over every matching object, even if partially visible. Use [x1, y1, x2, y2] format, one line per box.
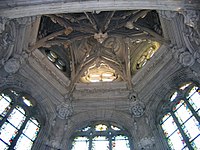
[31, 10, 165, 93]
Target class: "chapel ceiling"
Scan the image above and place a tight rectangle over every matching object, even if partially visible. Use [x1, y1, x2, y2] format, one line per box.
[32, 10, 165, 92]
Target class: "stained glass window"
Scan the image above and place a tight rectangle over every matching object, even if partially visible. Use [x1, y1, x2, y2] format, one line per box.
[71, 123, 131, 150]
[0, 89, 40, 150]
[160, 83, 200, 150]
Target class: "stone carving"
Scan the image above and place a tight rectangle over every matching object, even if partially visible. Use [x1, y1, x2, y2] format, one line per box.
[183, 24, 200, 53]
[129, 91, 145, 117]
[130, 102, 145, 117]
[0, 31, 15, 64]
[57, 101, 73, 119]
[0, 20, 16, 68]
[138, 136, 155, 150]
[129, 91, 138, 102]
[0, 17, 9, 33]
[180, 10, 199, 28]
[3, 52, 29, 74]
[172, 47, 195, 67]
[179, 51, 195, 67]
[4, 58, 20, 73]
[158, 10, 177, 20]
[94, 32, 108, 43]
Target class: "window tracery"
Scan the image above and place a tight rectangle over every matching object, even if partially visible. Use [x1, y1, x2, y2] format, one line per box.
[71, 122, 131, 150]
[0, 89, 40, 150]
[135, 41, 160, 70]
[159, 82, 200, 150]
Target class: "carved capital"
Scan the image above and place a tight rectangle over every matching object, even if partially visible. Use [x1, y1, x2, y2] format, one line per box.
[137, 136, 155, 150]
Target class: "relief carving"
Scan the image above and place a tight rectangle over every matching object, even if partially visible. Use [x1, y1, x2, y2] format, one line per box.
[4, 52, 29, 74]
[57, 101, 73, 119]
[172, 46, 195, 67]
[129, 91, 145, 117]
[0, 17, 9, 33]
[0, 21, 15, 65]
[183, 24, 200, 53]
[180, 10, 199, 28]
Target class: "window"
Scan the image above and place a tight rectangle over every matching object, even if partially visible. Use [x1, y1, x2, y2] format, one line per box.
[0, 89, 40, 150]
[136, 41, 160, 69]
[160, 82, 200, 150]
[71, 122, 131, 150]
[81, 62, 119, 83]
[45, 49, 66, 71]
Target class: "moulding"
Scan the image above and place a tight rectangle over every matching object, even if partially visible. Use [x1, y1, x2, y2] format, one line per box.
[1, 0, 197, 19]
